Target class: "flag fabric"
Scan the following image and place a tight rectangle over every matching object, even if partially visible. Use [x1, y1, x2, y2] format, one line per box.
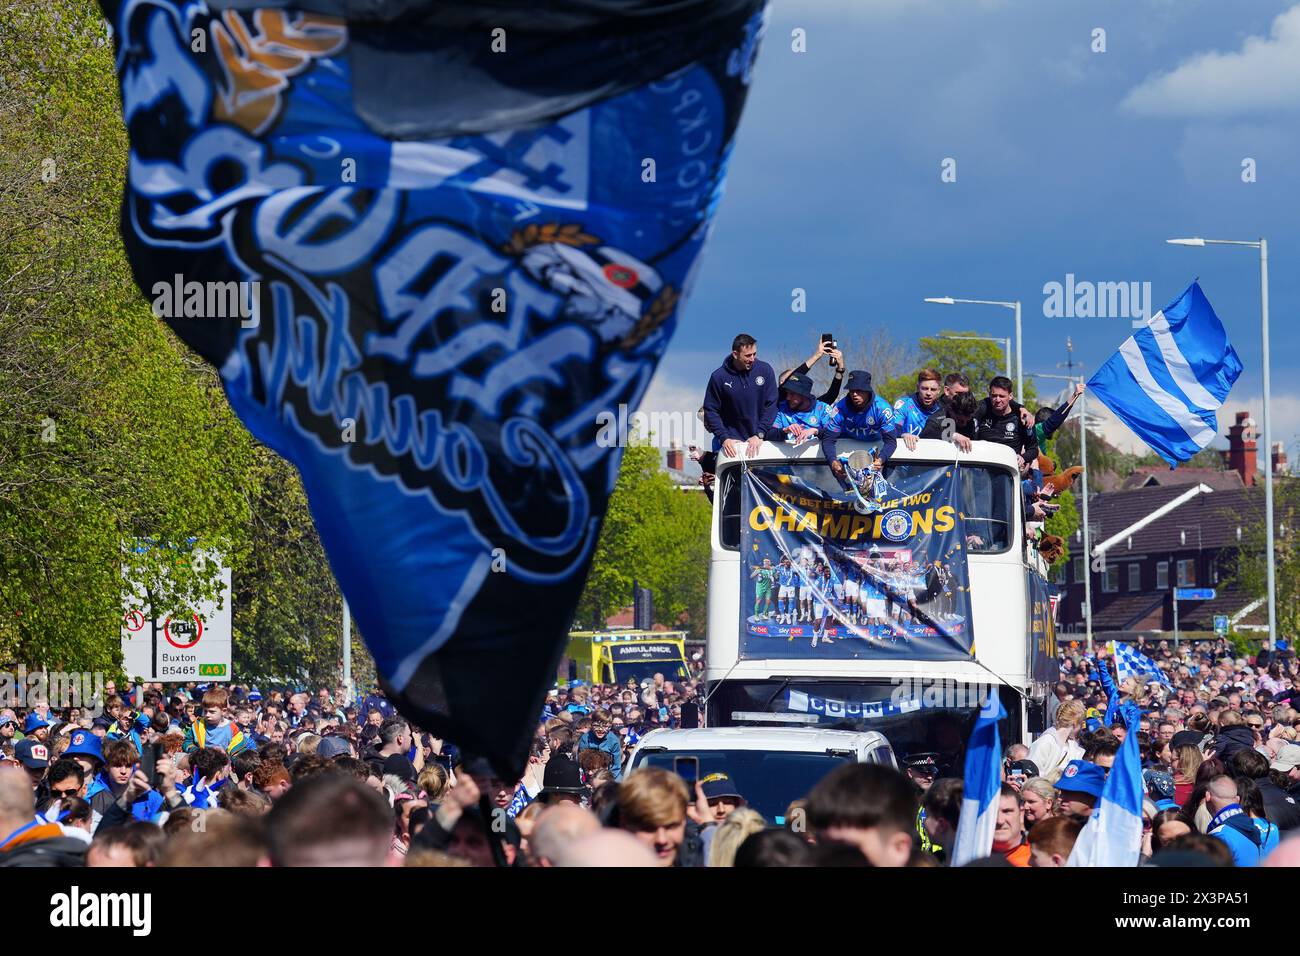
[1087, 281, 1241, 466]
[99, 0, 766, 779]
[1109, 641, 1172, 688]
[1068, 703, 1144, 867]
[951, 695, 1006, 867]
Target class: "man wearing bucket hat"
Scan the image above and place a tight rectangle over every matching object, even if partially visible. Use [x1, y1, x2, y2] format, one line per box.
[22, 712, 52, 742]
[829, 370, 902, 470]
[63, 729, 109, 803]
[1054, 759, 1106, 822]
[765, 372, 840, 451]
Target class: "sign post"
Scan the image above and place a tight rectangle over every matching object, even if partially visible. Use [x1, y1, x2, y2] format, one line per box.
[1172, 588, 1216, 649]
[122, 552, 232, 683]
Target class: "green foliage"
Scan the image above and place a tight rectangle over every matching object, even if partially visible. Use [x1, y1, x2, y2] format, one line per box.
[880, 331, 1037, 407]
[0, 0, 365, 688]
[576, 442, 711, 636]
[1229, 482, 1300, 640]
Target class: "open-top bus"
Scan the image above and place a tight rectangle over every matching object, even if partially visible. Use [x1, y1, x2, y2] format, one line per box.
[704, 436, 1057, 776]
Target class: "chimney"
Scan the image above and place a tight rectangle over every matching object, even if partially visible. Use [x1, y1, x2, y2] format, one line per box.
[1224, 411, 1257, 487]
[1273, 440, 1288, 477]
[666, 442, 684, 471]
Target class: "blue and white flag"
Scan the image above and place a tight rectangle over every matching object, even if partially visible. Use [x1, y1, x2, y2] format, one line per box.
[1110, 641, 1172, 688]
[1088, 282, 1241, 466]
[1068, 704, 1144, 867]
[951, 695, 1006, 867]
[99, 0, 766, 779]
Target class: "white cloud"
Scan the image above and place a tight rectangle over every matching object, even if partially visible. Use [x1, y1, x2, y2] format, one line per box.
[1121, 4, 1300, 118]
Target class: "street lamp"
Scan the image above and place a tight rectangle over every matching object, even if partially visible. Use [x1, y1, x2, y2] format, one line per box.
[924, 297, 1023, 401]
[1166, 236, 1275, 650]
[940, 334, 1012, 381]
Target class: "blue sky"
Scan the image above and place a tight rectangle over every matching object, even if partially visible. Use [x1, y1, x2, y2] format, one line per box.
[650, 0, 1300, 463]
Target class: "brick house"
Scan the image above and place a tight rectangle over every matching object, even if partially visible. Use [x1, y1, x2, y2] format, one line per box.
[1058, 412, 1285, 638]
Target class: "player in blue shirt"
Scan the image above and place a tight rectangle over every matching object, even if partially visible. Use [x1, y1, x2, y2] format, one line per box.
[775, 557, 798, 624]
[827, 371, 901, 478]
[764, 373, 840, 451]
[892, 369, 944, 445]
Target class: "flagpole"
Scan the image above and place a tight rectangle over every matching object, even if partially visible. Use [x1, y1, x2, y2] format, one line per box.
[1166, 236, 1276, 651]
[1260, 239, 1276, 652]
[1080, 386, 1093, 653]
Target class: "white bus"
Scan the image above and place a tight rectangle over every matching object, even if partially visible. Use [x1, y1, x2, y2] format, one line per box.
[703, 436, 1057, 774]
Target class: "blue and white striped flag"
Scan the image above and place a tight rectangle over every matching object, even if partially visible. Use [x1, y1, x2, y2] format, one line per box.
[1110, 641, 1172, 688]
[1068, 704, 1144, 867]
[951, 695, 1006, 867]
[1088, 281, 1241, 466]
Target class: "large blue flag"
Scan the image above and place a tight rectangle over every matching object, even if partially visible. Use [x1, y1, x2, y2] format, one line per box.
[100, 0, 766, 777]
[1068, 703, 1144, 867]
[951, 694, 1006, 867]
[1088, 281, 1241, 466]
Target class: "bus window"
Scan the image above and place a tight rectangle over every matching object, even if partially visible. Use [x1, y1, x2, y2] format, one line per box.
[717, 461, 1015, 554]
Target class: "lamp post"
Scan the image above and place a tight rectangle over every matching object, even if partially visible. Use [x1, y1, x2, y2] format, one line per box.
[925, 297, 1023, 400]
[1166, 237, 1275, 650]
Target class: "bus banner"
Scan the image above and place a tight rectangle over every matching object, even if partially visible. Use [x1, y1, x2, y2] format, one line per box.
[739, 464, 975, 660]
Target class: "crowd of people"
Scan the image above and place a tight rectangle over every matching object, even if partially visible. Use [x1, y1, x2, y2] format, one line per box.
[2, 637, 1298, 867]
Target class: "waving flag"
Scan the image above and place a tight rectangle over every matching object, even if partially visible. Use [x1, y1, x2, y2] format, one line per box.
[951, 695, 1006, 867]
[1088, 281, 1241, 466]
[100, 0, 766, 778]
[1068, 704, 1144, 867]
[1109, 641, 1171, 689]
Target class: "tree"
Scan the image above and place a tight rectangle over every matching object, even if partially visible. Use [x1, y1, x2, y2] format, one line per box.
[0, 0, 366, 689]
[882, 331, 1037, 407]
[1230, 483, 1299, 639]
[576, 441, 711, 636]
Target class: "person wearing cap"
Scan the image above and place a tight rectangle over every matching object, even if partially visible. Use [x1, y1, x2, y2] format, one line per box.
[1272, 742, 1300, 800]
[703, 333, 778, 460]
[763, 372, 839, 455]
[0, 712, 17, 747]
[1054, 759, 1106, 822]
[22, 711, 52, 742]
[1143, 769, 1179, 813]
[698, 772, 745, 823]
[13, 738, 51, 790]
[577, 711, 623, 782]
[826, 370, 901, 478]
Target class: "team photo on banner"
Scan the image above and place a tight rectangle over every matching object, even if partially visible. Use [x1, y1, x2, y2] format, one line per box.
[739, 463, 976, 660]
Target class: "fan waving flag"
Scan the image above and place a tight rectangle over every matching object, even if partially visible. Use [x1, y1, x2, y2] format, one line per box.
[99, 0, 767, 779]
[1109, 641, 1172, 689]
[1088, 281, 1241, 466]
[1068, 704, 1144, 867]
[951, 695, 1006, 867]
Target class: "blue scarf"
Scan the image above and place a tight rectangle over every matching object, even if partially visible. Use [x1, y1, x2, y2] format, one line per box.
[1208, 804, 1262, 848]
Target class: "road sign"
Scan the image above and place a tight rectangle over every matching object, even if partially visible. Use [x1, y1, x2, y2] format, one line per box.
[1174, 587, 1216, 601]
[121, 550, 232, 682]
[1214, 615, 1229, 636]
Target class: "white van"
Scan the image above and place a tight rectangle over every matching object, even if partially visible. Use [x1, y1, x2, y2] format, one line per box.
[625, 726, 897, 824]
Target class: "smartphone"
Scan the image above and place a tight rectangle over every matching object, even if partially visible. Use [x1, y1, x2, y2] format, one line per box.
[673, 755, 701, 788]
[822, 333, 837, 367]
[139, 741, 161, 788]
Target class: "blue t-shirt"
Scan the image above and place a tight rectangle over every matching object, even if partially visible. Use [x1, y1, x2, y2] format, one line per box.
[832, 394, 898, 441]
[892, 393, 944, 436]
